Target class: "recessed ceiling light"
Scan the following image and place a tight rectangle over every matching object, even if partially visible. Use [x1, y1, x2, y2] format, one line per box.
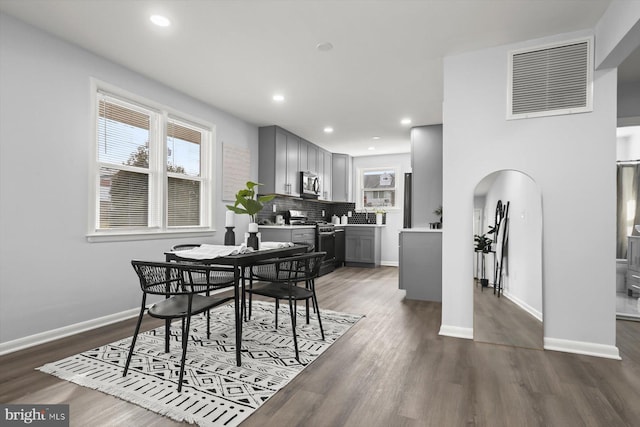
[324, 127, 333, 133]
[368, 146, 376, 151]
[372, 136, 380, 140]
[150, 15, 171, 27]
[401, 118, 412, 125]
[316, 42, 333, 52]
[272, 94, 285, 102]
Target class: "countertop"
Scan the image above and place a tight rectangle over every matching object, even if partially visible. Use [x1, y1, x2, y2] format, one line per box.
[400, 227, 443, 233]
[258, 225, 315, 229]
[258, 224, 386, 229]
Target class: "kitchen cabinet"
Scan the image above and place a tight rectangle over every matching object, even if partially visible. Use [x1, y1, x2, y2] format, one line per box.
[628, 236, 640, 296]
[332, 153, 351, 202]
[345, 226, 381, 267]
[300, 140, 318, 174]
[316, 149, 332, 200]
[258, 226, 315, 249]
[335, 227, 345, 267]
[399, 229, 442, 301]
[259, 126, 300, 197]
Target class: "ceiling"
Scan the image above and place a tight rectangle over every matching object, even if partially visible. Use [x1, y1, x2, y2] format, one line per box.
[1, 0, 636, 156]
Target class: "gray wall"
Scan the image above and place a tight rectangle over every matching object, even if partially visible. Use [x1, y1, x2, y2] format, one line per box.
[410, 125, 443, 227]
[618, 81, 640, 120]
[0, 14, 259, 345]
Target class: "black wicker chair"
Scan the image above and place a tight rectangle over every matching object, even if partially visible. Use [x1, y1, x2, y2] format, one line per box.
[124, 260, 235, 392]
[244, 252, 326, 361]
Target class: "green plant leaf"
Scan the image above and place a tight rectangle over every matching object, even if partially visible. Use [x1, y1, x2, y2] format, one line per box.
[258, 194, 276, 203]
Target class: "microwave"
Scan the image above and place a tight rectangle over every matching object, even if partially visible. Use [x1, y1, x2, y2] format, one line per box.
[300, 171, 320, 198]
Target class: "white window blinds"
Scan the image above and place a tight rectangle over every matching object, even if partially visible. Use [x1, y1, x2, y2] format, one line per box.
[93, 89, 213, 235]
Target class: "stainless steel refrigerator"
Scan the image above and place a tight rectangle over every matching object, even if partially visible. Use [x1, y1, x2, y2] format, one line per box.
[403, 172, 412, 228]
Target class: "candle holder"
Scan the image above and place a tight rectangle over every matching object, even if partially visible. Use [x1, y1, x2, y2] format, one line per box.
[247, 232, 259, 250]
[224, 227, 235, 246]
[247, 233, 258, 251]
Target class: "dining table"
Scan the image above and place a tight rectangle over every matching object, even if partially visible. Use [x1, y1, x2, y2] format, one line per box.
[164, 243, 309, 366]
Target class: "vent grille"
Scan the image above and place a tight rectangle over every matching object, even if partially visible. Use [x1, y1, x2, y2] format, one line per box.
[508, 38, 592, 119]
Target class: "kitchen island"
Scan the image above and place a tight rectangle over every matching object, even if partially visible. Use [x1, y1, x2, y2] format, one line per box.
[399, 228, 442, 301]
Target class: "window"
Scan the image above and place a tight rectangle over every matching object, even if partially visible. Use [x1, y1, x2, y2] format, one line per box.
[358, 168, 397, 209]
[91, 88, 213, 238]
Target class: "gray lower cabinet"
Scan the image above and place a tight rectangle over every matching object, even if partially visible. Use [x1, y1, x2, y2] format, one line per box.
[258, 227, 315, 249]
[399, 230, 442, 301]
[345, 226, 381, 267]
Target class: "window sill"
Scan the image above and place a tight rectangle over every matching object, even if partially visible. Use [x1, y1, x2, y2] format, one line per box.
[86, 228, 216, 243]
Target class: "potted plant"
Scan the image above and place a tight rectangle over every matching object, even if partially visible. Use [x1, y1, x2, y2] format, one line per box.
[374, 208, 385, 225]
[226, 181, 275, 248]
[474, 233, 492, 253]
[434, 205, 443, 224]
[474, 233, 493, 287]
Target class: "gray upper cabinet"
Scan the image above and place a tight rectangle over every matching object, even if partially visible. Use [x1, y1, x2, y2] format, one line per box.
[299, 139, 308, 172]
[307, 143, 318, 174]
[260, 125, 336, 200]
[318, 149, 332, 200]
[332, 153, 351, 202]
[259, 126, 300, 197]
[299, 139, 318, 174]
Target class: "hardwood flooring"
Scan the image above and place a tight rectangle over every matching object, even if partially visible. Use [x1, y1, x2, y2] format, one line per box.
[473, 282, 543, 349]
[2, 266, 640, 426]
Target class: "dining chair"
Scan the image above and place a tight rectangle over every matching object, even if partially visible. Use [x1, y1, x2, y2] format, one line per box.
[124, 260, 236, 392]
[244, 252, 326, 362]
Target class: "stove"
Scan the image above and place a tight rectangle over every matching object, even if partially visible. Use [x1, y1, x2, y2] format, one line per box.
[286, 210, 336, 275]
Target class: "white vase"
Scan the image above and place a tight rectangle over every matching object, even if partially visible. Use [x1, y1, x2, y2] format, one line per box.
[376, 213, 383, 225]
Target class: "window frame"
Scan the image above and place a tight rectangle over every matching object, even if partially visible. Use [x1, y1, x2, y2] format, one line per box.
[356, 166, 400, 211]
[87, 80, 216, 242]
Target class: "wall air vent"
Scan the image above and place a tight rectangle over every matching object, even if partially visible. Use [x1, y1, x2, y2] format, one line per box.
[507, 37, 593, 120]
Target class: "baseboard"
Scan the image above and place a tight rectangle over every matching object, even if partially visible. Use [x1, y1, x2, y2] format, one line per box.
[0, 308, 139, 356]
[439, 324, 473, 340]
[381, 261, 399, 267]
[503, 291, 543, 322]
[544, 337, 621, 360]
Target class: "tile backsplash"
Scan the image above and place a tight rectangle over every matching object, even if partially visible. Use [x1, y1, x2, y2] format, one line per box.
[256, 196, 385, 225]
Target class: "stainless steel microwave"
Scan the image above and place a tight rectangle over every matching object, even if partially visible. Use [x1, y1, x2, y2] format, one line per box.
[300, 171, 320, 198]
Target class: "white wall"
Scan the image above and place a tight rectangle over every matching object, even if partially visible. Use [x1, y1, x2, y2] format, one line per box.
[480, 171, 543, 320]
[0, 14, 259, 345]
[441, 29, 619, 358]
[352, 153, 411, 266]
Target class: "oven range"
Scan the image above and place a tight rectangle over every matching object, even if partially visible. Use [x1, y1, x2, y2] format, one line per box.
[287, 210, 336, 276]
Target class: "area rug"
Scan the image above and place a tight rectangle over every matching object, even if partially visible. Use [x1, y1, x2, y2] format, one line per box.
[38, 301, 362, 426]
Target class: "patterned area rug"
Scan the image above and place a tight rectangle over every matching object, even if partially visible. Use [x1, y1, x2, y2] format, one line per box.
[38, 301, 362, 426]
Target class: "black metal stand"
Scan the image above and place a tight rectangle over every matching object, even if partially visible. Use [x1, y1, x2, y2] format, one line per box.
[224, 227, 235, 246]
[247, 232, 259, 250]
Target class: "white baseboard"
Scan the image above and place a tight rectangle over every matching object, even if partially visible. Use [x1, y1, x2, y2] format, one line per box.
[0, 308, 140, 356]
[544, 337, 621, 360]
[381, 261, 399, 267]
[503, 291, 543, 322]
[439, 324, 473, 340]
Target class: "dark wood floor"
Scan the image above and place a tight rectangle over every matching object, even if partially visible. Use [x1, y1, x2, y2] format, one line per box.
[473, 281, 543, 349]
[2, 266, 640, 426]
